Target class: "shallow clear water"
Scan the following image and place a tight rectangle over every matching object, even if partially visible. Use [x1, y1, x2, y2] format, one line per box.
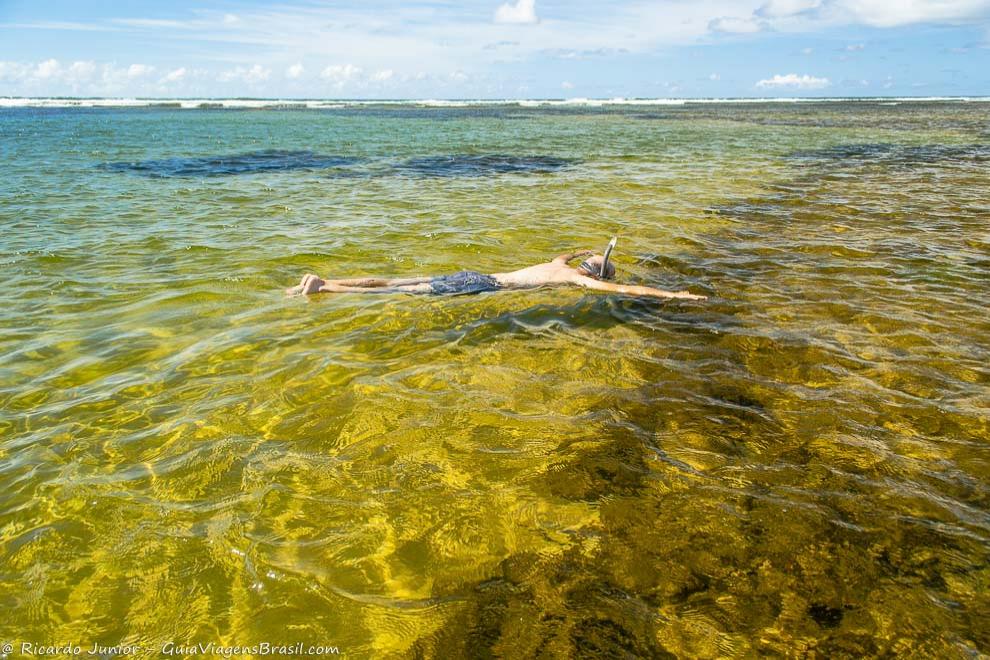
[1, 101, 989, 657]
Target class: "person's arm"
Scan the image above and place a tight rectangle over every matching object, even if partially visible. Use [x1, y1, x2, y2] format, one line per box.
[552, 249, 594, 264]
[572, 274, 707, 300]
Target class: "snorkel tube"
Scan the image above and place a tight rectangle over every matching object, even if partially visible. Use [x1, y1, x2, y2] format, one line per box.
[600, 236, 617, 278]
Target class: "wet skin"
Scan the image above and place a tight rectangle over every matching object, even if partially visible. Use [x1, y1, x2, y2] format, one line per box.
[287, 251, 707, 300]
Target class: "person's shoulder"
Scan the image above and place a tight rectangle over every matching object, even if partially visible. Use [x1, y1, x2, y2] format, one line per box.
[557, 266, 587, 283]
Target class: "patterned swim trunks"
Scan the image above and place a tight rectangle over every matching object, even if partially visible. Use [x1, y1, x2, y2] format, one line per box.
[429, 271, 501, 295]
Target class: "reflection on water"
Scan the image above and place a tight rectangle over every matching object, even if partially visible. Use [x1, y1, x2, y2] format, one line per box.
[1, 101, 989, 657]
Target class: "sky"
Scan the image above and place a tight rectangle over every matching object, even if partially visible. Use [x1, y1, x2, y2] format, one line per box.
[0, 0, 988, 99]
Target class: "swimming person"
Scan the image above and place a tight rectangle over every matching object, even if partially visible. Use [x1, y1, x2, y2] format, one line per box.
[286, 239, 706, 300]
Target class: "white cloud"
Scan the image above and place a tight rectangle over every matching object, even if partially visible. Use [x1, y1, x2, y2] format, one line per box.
[245, 64, 270, 83]
[371, 69, 394, 82]
[801, 47, 814, 54]
[163, 67, 186, 83]
[757, 0, 822, 18]
[494, 0, 538, 24]
[321, 63, 362, 82]
[846, 43, 865, 51]
[127, 64, 154, 78]
[544, 47, 628, 60]
[286, 63, 304, 79]
[709, 72, 721, 80]
[218, 64, 270, 84]
[0, 61, 30, 82]
[223, 14, 240, 25]
[709, 16, 763, 33]
[35, 59, 60, 79]
[756, 73, 830, 89]
[835, 0, 990, 28]
[561, 80, 574, 89]
[750, 0, 990, 28]
[66, 61, 96, 80]
[96, 63, 138, 91]
[0, 58, 204, 95]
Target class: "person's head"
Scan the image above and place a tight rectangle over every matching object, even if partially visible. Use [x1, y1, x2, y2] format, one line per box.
[578, 254, 616, 280]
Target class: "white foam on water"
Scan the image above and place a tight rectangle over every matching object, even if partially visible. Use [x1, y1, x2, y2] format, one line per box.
[1, 96, 988, 109]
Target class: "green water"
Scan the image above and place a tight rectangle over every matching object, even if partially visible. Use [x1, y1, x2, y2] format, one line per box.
[1, 101, 989, 658]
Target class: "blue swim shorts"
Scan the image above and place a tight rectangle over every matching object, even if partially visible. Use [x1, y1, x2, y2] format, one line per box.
[429, 271, 501, 295]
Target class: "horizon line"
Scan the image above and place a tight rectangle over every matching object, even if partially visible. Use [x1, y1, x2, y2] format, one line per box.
[3, 95, 989, 103]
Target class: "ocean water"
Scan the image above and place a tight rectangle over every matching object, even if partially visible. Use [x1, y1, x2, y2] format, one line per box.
[1, 100, 988, 657]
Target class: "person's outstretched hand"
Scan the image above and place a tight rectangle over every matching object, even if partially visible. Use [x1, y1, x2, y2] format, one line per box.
[664, 290, 707, 300]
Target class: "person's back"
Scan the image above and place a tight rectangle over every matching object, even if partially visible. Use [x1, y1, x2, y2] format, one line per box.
[491, 260, 579, 289]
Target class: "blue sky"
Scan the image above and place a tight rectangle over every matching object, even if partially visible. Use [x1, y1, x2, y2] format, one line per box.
[1, 0, 988, 98]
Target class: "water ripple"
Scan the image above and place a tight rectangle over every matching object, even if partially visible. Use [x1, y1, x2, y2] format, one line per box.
[2, 102, 989, 656]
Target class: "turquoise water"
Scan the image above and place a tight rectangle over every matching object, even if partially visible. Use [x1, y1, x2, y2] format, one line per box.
[1, 101, 989, 657]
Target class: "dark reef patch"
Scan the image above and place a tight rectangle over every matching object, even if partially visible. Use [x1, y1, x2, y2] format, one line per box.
[416, 548, 677, 658]
[787, 142, 990, 168]
[393, 154, 574, 177]
[98, 151, 576, 179]
[808, 603, 846, 629]
[98, 149, 360, 177]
